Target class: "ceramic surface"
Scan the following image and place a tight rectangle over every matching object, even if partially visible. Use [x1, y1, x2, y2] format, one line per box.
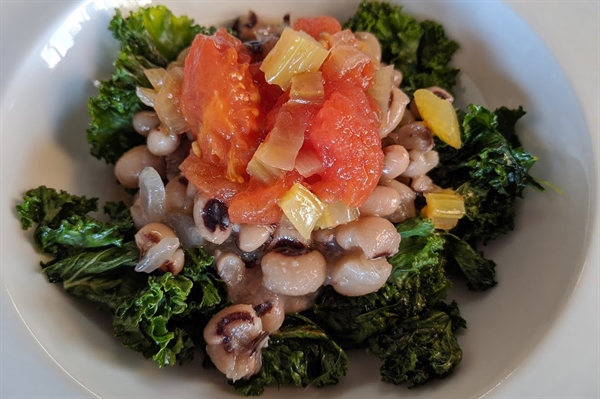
[1, 1, 598, 397]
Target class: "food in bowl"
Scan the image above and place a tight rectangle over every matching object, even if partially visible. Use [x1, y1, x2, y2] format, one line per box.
[15, 1, 545, 395]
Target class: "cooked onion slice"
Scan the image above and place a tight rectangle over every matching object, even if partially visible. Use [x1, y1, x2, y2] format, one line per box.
[136, 87, 157, 107]
[139, 166, 166, 223]
[144, 68, 167, 90]
[154, 67, 190, 135]
[294, 146, 323, 178]
[135, 237, 180, 273]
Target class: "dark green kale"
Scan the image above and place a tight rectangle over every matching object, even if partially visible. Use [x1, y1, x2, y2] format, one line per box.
[43, 242, 146, 312]
[88, 6, 213, 164]
[344, 0, 459, 95]
[429, 105, 544, 244]
[366, 306, 463, 388]
[113, 273, 197, 368]
[35, 215, 123, 255]
[179, 247, 227, 317]
[309, 217, 451, 348]
[441, 232, 497, 291]
[17, 186, 227, 367]
[103, 200, 137, 239]
[43, 241, 139, 283]
[16, 186, 126, 258]
[16, 186, 98, 230]
[233, 314, 349, 396]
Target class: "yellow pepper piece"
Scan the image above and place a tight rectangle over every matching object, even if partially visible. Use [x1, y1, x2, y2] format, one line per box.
[414, 89, 462, 149]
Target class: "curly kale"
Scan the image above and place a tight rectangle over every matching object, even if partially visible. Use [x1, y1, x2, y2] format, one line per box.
[344, 0, 459, 95]
[17, 186, 227, 368]
[366, 305, 464, 388]
[430, 105, 545, 244]
[233, 315, 349, 396]
[88, 6, 214, 164]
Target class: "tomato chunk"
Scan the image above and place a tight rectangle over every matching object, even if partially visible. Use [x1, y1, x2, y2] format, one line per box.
[179, 153, 246, 205]
[306, 84, 383, 206]
[229, 173, 301, 224]
[181, 28, 263, 184]
[293, 16, 342, 40]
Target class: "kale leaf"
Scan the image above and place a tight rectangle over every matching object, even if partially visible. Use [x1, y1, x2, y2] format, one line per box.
[88, 6, 211, 164]
[35, 215, 123, 255]
[441, 232, 497, 291]
[344, 0, 459, 95]
[16, 186, 98, 230]
[113, 273, 196, 367]
[366, 306, 463, 388]
[430, 105, 544, 244]
[233, 314, 349, 396]
[179, 247, 227, 317]
[109, 6, 209, 67]
[43, 240, 139, 283]
[16, 186, 127, 258]
[309, 217, 451, 348]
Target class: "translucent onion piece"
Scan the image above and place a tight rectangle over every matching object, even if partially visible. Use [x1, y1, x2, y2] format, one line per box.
[139, 166, 166, 223]
[130, 197, 148, 230]
[294, 146, 323, 178]
[144, 68, 167, 90]
[354, 31, 382, 64]
[290, 72, 324, 105]
[154, 66, 190, 135]
[135, 237, 180, 273]
[278, 183, 325, 239]
[368, 65, 393, 120]
[323, 44, 371, 82]
[246, 156, 284, 184]
[260, 27, 329, 90]
[380, 87, 409, 138]
[254, 102, 311, 171]
[136, 86, 157, 107]
[173, 47, 191, 67]
[165, 212, 205, 248]
[315, 200, 360, 229]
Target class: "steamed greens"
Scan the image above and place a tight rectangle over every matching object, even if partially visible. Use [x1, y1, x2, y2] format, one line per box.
[233, 315, 349, 396]
[88, 6, 214, 164]
[15, 0, 544, 396]
[430, 105, 545, 245]
[344, 0, 459, 96]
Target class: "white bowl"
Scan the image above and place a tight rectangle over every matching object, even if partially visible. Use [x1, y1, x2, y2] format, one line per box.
[1, 1, 598, 397]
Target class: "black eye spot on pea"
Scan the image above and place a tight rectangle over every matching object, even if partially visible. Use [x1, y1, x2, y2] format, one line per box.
[203, 199, 230, 233]
[254, 302, 273, 317]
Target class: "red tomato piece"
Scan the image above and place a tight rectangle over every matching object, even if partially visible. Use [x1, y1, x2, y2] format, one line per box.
[180, 153, 247, 205]
[229, 172, 301, 225]
[293, 16, 342, 40]
[306, 84, 383, 206]
[321, 45, 375, 91]
[249, 63, 284, 117]
[181, 28, 263, 184]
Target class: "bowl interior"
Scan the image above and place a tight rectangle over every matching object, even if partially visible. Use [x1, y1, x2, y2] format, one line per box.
[1, 0, 596, 398]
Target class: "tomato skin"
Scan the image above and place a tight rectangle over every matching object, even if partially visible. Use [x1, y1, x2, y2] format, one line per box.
[229, 172, 301, 224]
[321, 45, 375, 92]
[293, 16, 342, 40]
[180, 153, 247, 205]
[306, 84, 383, 206]
[181, 28, 263, 184]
